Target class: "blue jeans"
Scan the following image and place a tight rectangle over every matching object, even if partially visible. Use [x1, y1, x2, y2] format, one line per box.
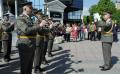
[80, 31, 85, 40]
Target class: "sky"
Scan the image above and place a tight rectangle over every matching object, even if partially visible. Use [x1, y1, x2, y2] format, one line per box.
[29, 0, 100, 15]
[83, 0, 99, 16]
[29, 0, 44, 10]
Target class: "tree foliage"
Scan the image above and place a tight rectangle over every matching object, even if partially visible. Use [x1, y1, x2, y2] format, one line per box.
[97, 0, 116, 14]
[112, 10, 120, 25]
[83, 16, 94, 25]
[89, 0, 116, 15]
[89, 0, 120, 25]
[89, 5, 98, 15]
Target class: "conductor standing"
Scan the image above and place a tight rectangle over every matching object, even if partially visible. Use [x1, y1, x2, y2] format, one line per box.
[98, 11, 113, 71]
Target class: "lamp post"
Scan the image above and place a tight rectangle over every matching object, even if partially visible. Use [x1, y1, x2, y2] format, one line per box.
[0, 0, 3, 18]
[80, 10, 83, 24]
[44, 3, 47, 15]
[15, 0, 18, 18]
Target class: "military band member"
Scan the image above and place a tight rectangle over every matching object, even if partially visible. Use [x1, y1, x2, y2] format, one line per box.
[33, 9, 46, 73]
[41, 15, 50, 65]
[1, 14, 14, 62]
[47, 18, 55, 57]
[98, 11, 113, 71]
[16, 2, 44, 74]
[0, 19, 3, 53]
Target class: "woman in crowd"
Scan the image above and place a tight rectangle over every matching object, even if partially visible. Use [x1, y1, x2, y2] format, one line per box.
[65, 24, 72, 42]
[71, 23, 79, 42]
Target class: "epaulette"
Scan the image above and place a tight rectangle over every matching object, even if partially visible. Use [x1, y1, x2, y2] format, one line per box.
[17, 14, 24, 20]
[17, 14, 27, 23]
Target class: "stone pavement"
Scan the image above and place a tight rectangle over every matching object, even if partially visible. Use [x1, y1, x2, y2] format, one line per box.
[0, 33, 120, 74]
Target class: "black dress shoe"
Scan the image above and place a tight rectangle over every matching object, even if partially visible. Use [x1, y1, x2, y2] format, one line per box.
[99, 65, 105, 68]
[42, 60, 49, 65]
[5, 58, 13, 62]
[34, 68, 45, 73]
[48, 53, 54, 57]
[42, 58, 49, 65]
[0, 51, 3, 53]
[100, 66, 111, 71]
[39, 68, 45, 71]
[34, 69, 43, 74]
[4, 59, 9, 62]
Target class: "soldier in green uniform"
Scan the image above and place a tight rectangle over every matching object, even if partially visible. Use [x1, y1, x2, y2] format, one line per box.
[98, 11, 113, 71]
[33, 9, 46, 73]
[0, 19, 3, 53]
[1, 14, 14, 62]
[42, 15, 50, 64]
[16, 2, 44, 74]
[47, 18, 55, 57]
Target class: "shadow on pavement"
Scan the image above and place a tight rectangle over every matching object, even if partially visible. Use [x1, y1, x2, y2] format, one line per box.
[0, 59, 20, 74]
[0, 47, 20, 74]
[111, 56, 119, 68]
[45, 49, 84, 74]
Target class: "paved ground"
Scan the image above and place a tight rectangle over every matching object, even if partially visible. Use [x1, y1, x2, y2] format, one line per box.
[0, 33, 120, 74]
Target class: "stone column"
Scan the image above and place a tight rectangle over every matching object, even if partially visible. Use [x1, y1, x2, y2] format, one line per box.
[15, 0, 18, 18]
[61, 12, 64, 25]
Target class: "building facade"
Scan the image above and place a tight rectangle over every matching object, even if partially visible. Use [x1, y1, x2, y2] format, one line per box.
[45, 0, 83, 24]
[0, 0, 27, 18]
[115, 0, 120, 10]
[46, 0, 66, 24]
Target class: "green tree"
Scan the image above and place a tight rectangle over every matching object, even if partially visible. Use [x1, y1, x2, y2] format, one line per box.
[89, 0, 120, 25]
[89, 0, 116, 15]
[97, 0, 116, 15]
[112, 10, 120, 25]
[83, 16, 94, 25]
[83, 16, 87, 25]
[89, 5, 98, 15]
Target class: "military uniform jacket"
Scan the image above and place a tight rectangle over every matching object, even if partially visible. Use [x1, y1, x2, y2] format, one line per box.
[1, 20, 14, 41]
[0, 21, 3, 41]
[35, 20, 49, 36]
[98, 19, 113, 43]
[34, 19, 50, 46]
[16, 14, 43, 36]
[48, 23, 56, 40]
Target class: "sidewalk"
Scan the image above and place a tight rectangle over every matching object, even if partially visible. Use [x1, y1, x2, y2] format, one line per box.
[0, 33, 120, 74]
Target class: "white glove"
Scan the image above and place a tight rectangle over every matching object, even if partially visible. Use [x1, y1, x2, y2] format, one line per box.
[39, 20, 47, 27]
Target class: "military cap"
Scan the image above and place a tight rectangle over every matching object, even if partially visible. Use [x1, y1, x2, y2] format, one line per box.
[20, 1, 32, 7]
[103, 11, 112, 15]
[42, 15, 48, 18]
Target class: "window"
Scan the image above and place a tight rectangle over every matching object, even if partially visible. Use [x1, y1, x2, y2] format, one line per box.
[28, 0, 44, 10]
[68, 10, 81, 19]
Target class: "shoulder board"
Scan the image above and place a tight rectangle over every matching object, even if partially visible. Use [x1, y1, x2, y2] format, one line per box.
[18, 14, 28, 20]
